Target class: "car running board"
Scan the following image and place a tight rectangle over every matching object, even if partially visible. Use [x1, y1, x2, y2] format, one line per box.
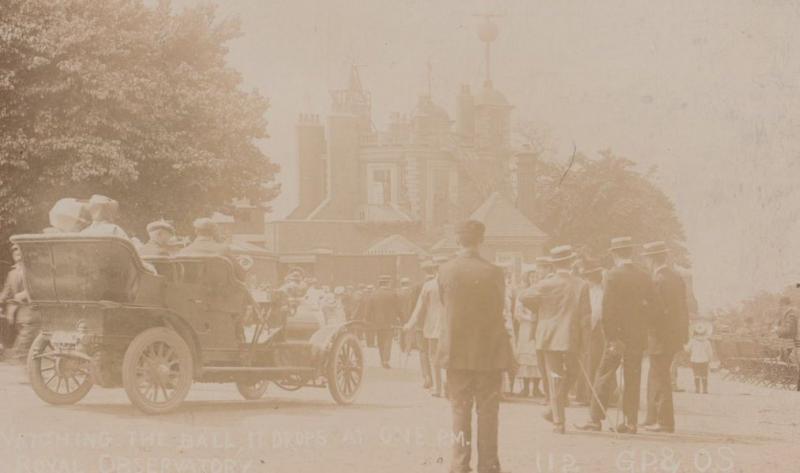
[200, 366, 316, 375]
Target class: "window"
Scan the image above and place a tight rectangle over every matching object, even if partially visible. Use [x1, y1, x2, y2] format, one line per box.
[367, 165, 396, 206]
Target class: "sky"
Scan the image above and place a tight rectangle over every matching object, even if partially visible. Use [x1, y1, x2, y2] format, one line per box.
[169, 0, 800, 312]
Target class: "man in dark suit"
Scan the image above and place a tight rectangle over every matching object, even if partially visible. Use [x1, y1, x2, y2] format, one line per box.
[437, 220, 512, 473]
[520, 245, 590, 434]
[640, 241, 689, 433]
[576, 236, 659, 434]
[368, 275, 401, 368]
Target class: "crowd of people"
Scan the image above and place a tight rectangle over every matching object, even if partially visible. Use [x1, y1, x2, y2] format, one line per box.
[0, 194, 253, 361]
[391, 220, 711, 473]
[4, 195, 800, 473]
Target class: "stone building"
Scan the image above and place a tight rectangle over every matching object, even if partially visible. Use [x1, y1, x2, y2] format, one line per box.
[264, 18, 547, 278]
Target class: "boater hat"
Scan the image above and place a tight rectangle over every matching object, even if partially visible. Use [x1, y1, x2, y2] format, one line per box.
[641, 240, 669, 257]
[581, 265, 604, 277]
[549, 245, 577, 263]
[535, 256, 553, 266]
[609, 236, 637, 252]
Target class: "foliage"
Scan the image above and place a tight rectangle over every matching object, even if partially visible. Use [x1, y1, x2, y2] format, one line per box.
[527, 149, 688, 265]
[0, 0, 278, 241]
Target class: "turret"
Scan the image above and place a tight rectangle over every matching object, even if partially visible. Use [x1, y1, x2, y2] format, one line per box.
[455, 85, 475, 144]
[289, 113, 326, 219]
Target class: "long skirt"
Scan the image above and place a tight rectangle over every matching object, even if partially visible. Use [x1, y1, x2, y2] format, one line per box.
[515, 321, 540, 379]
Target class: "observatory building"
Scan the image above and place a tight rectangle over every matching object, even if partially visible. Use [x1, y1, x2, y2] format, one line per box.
[264, 17, 548, 279]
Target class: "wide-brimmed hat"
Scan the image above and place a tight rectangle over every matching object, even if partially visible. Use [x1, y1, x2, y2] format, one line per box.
[641, 240, 669, 257]
[88, 194, 119, 220]
[692, 320, 713, 336]
[609, 236, 637, 252]
[549, 245, 577, 263]
[146, 219, 175, 234]
[693, 324, 708, 336]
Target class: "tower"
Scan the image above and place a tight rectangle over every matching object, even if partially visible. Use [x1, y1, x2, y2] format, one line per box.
[330, 65, 373, 137]
[514, 147, 538, 222]
[472, 15, 512, 152]
[289, 114, 326, 219]
[456, 84, 475, 143]
[306, 66, 368, 220]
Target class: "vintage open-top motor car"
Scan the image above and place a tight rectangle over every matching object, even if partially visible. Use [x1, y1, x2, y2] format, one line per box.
[11, 234, 365, 414]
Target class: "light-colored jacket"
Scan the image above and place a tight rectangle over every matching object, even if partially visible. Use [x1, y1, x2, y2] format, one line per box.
[520, 270, 590, 353]
[409, 277, 444, 339]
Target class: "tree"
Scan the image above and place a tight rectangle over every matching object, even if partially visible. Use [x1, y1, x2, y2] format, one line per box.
[527, 149, 688, 265]
[0, 0, 279, 241]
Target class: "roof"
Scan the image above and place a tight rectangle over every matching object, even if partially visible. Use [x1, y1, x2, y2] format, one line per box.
[367, 234, 429, 256]
[359, 204, 414, 222]
[470, 192, 548, 240]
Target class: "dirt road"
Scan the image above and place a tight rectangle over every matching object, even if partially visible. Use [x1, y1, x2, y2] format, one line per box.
[1, 350, 797, 473]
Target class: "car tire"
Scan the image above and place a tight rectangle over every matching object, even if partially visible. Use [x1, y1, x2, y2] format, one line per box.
[326, 331, 364, 405]
[122, 327, 193, 415]
[235, 379, 269, 400]
[27, 334, 94, 405]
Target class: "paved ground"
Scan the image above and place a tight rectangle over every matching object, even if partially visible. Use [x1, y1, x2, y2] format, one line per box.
[1, 347, 798, 473]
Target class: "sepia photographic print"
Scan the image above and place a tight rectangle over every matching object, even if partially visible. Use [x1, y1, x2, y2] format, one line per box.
[1, 0, 799, 472]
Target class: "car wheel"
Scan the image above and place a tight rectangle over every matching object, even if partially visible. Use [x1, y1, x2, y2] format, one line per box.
[235, 379, 269, 400]
[122, 327, 193, 415]
[27, 334, 93, 405]
[326, 332, 364, 405]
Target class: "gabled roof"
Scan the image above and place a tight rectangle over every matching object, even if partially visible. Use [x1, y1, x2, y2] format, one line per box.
[470, 192, 547, 240]
[367, 234, 428, 256]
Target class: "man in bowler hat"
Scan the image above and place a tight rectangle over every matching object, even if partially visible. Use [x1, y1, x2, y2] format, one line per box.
[437, 220, 512, 473]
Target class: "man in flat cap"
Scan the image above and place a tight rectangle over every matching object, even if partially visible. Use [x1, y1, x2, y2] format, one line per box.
[640, 241, 689, 433]
[437, 219, 512, 473]
[368, 274, 401, 368]
[80, 194, 128, 238]
[577, 237, 659, 434]
[139, 220, 176, 257]
[520, 245, 590, 434]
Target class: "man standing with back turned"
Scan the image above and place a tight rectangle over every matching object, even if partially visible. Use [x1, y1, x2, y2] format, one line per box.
[576, 236, 658, 434]
[520, 245, 590, 434]
[641, 241, 689, 433]
[437, 220, 512, 473]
